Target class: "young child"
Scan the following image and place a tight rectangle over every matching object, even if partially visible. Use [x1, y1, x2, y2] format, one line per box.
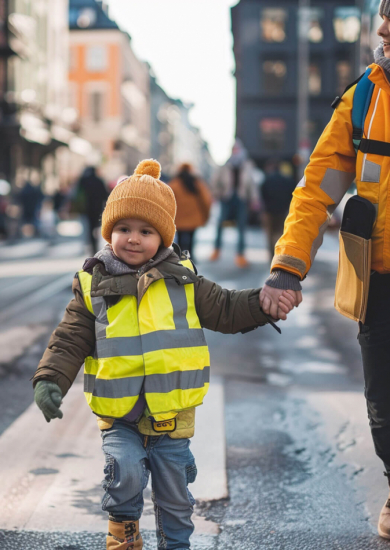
[33, 159, 294, 550]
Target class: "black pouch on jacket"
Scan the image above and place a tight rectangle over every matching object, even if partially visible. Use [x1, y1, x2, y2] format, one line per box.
[341, 195, 376, 239]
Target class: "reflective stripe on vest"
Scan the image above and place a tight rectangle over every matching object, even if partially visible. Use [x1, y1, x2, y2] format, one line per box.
[78, 264, 210, 420]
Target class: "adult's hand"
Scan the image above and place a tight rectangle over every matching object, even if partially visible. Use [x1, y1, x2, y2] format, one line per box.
[260, 284, 302, 320]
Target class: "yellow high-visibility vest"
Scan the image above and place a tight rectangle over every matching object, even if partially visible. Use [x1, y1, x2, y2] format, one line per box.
[78, 260, 210, 421]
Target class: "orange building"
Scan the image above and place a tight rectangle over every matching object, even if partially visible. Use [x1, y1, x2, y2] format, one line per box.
[69, 0, 150, 183]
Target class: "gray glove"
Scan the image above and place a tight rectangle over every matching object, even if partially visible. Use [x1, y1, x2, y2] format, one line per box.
[34, 381, 63, 422]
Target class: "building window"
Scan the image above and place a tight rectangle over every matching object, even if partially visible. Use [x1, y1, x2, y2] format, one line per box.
[263, 60, 286, 95]
[86, 45, 108, 72]
[260, 118, 286, 150]
[336, 61, 352, 95]
[308, 8, 324, 43]
[333, 7, 361, 43]
[90, 91, 104, 122]
[261, 8, 287, 43]
[309, 64, 321, 96]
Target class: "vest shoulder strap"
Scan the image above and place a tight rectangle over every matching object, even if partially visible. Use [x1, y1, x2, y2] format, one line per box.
[77, 270, 94, 315]
[179, 258, 196, 273]
[172, 241, 198, 274]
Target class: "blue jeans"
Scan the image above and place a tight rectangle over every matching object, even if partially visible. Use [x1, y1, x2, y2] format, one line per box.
[215, 193, 248, 254]
[101, 421, 197, 549]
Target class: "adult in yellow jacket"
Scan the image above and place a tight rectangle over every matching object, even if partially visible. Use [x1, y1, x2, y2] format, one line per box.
[260, 0, 390, 539]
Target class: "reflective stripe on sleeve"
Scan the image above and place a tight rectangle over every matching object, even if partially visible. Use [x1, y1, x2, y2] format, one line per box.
[319, 168, 355, 205]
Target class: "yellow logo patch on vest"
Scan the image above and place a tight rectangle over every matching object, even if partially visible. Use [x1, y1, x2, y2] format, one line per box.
[152, 418, 177, 433]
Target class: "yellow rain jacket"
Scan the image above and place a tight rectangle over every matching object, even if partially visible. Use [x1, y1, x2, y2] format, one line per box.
[272, 64, 390, 279]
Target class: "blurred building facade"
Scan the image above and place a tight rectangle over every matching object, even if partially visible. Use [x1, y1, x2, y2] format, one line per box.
[0, 0, 86, 190]
[360, 0, 381, 71]
[69, 0, 151, 184]
[0, 0, 214, 197]
[231, 0, 362, 167]
[150, 75, 215, 181]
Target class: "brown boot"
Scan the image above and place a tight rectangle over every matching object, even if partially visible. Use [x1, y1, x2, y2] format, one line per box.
[235, 254, 249, 268]
[378, 495, 390, 539]
[106, 519, 143, 549]
[209, 249, 220, 261]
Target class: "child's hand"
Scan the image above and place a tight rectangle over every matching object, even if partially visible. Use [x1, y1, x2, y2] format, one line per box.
[277, 290, 296, 320]
[34, 381, 63, 422]
[260, 286, 302, 320]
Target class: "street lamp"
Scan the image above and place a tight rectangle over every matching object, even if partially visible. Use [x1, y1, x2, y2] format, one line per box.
[297, 0, 311, 179]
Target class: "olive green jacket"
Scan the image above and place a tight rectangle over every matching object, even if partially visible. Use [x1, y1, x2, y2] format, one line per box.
[33, 249, 268, 437]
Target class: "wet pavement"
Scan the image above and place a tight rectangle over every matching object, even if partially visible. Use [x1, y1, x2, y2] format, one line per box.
[200, 383, 390, 550]
[0, 530, 215, 550]
[0, 225, 389, 548]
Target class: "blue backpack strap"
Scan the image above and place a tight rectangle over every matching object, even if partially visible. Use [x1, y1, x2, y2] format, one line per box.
[351, 67, 375, 154]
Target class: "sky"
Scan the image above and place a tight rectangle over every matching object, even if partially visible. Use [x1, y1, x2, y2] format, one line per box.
[105, 0, 239, 165]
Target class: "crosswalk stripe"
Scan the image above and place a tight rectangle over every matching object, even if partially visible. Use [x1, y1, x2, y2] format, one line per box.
[0, 374, 226, 534]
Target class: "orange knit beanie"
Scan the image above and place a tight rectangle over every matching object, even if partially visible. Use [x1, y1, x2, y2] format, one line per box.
[101, 159, 176, 247]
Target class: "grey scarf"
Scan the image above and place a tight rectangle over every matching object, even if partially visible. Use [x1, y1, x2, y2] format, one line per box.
[94, 244, 174, 276]
[374, 43, 390, 83]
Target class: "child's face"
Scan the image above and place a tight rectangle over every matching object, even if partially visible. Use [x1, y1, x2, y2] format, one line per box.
[111, 218, 162, 268]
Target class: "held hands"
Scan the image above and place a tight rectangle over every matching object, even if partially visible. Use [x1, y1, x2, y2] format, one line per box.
[34, 381, 63, 422]
[259, 284, 302, 321]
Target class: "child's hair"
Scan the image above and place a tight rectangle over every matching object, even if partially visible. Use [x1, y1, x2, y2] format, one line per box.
[101, 159, 177, 247]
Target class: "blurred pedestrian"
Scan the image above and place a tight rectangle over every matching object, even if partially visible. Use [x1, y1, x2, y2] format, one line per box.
[169, 163, 212, 261]
[39, 198, 57, 240]
[0, 177, 11, 239]
[260, 159, 296, 260]
[53, 184, 70, 222]
[260, 1, 390, 539]
[210, 138, 257, 268]
[19, 179, 44, 236]
[32, 159, 285, 550]
[75, 166, 108, 254]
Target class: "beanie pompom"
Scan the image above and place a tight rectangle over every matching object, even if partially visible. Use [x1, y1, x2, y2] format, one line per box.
[134, 159, 161, 180]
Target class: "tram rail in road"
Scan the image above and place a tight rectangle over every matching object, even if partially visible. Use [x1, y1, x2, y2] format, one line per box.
[0, 273, 74, 325]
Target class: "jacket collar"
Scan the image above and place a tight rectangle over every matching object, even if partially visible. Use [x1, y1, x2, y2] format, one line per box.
[90, 251, 198, 297]
[368, 63, 390, 96]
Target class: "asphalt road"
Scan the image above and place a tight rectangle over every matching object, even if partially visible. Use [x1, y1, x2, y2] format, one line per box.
[0, 226, 389, 549]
